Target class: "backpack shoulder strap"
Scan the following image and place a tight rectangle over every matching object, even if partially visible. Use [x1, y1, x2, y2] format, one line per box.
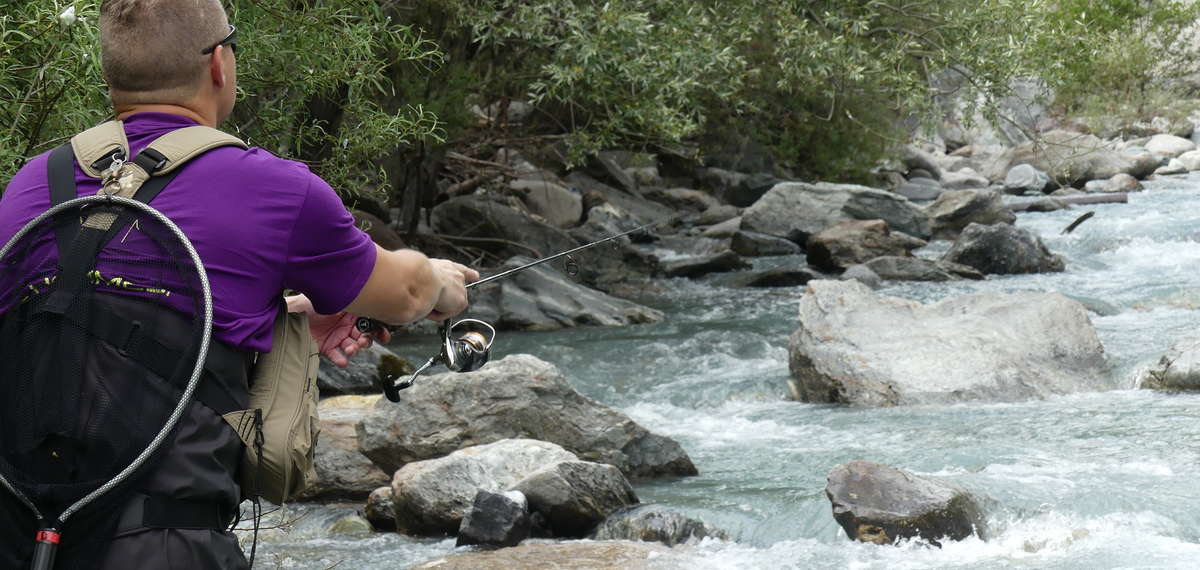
[70, 121, 130, 179]
[134, 126, 248, 179]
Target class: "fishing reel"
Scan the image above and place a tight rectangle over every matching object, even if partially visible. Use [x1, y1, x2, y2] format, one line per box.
[363, 317, 497, 402]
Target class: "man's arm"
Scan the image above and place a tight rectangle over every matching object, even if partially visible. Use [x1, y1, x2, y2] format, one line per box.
[342, 244, 479, 325]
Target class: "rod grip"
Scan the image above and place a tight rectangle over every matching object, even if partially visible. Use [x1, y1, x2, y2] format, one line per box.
[31, 529, 59, 570]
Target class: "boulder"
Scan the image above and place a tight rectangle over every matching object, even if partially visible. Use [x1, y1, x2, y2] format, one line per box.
[364, 486, 396, 531]
[863, 256, 983, 282]
[721, 268, 818, 288]
[894, 178, 943, 201]
[1002, 164, 1050, 195]
[696, 204, 740, 226]
[414, 541, 671, 570]
[925, 189, 1016, 240]
[1008, 130, 1131, 187]
[698, 167, 748, 200]
[1120, 146, 1162, 178]
[1177, 150, 1200, 172]
[700, 216, 742, 239]
[567, 205, 661, 288]
[725, 172, 781, 207]
[839, 264, 882, 289]
[902, 145, 943, 180]
[390, 439, 578, 535]
[318, 344, 402, 396]
[456, 490, 533, 548]
[1155, 158, 1189, 175]
[590, 504, 729, 546]
[587, 151, 641, 194]
[1145, 134, 1196, 158]
[508, 179, 583, 228]
[513, 461, 639, 538]
[431, 196, 579, 261]
[827, 460, 986, 546]
[1141, 336, 1200, 391]
[1083, 173, 1141, 194]
[467, 255, 664, 330]
[358, 354, 698, 478]
[1021, 197, 1068, 212]
[565, 171, 674, 224]
[941, 223, 1065, 275]
[787, 280, 1111, 406]
[742, 182, 932, 241]
[642, 187, 722, 213]
[939, 169, 990, 190]
[731, 230, 803, 257]
[806, 220, 926, 272]
[296, 396, 391, 500]
[662, 250, 751, 278]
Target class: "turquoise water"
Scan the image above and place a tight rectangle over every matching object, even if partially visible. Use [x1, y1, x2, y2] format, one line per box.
[257, 173, 1200, 569]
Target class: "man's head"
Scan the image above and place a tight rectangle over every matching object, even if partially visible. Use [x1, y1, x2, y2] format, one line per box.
[101, 0, 236, 124]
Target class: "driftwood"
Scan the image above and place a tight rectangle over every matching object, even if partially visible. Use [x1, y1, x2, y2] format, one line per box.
[1009, 192, 1127, 212]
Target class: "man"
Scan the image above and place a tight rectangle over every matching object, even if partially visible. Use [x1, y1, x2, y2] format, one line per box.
[0, 0, 477, 567]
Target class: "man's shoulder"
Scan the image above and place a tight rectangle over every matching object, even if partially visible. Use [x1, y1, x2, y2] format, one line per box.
[203, 144, 319, 183]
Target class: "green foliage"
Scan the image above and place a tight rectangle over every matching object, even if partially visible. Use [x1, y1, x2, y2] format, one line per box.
[1, 1, 443, 194]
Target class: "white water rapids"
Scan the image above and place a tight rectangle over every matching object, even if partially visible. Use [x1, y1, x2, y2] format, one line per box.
[255, 173, 1200, 569]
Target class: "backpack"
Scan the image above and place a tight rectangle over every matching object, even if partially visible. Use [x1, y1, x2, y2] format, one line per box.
[0, 122, 321, 565]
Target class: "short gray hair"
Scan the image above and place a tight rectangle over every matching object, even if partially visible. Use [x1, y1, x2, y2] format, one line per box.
[101, 0, 229, 103]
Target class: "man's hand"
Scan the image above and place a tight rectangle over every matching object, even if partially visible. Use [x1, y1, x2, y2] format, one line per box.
[286, 294, 392, 368]
[427, 258, 479, 322]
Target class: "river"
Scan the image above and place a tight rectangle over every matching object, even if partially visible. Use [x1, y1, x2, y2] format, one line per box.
[253, 174, 1200, 569]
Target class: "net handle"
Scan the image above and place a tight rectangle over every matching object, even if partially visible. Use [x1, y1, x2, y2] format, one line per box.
[0, 194, 213, 527]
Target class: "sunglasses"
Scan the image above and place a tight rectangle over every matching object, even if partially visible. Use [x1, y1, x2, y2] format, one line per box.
[201, 24, 237, 55]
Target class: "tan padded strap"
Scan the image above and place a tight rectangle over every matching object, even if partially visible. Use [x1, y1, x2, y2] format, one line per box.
[144, 126, 247, 175]
[71, 121, 130, 179]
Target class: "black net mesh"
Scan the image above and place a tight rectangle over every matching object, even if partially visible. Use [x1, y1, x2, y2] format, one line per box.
[0, 199, 207, 525]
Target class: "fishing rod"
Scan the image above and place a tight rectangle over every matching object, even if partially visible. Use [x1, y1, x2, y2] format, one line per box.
[359, 221, 659, 401]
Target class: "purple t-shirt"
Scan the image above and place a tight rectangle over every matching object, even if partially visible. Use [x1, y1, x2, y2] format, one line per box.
[0, 112, 376, 352]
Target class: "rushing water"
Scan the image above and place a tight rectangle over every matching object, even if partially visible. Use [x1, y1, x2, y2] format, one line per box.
[255, 173, 1200, 569]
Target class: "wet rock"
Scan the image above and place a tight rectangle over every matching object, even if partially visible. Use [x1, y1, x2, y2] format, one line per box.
[926, 189, 1016, 240]
[743, 182, 932, 241]
[1120, 146, 1162, 178]
[327, 514, 374, 536]
[788, 280, 1111, 406]
[358, 354, 698, 478]
[390, 439, 577, 535]
[457, 490, 532, 548]
[1155, 158, 1189, 175]
[1141, 336, 1200, 391]
[565, 171, 674, 224]
[1007, 130, 1131, 187]
[827, 460, 986, 546]
[942, 222, 1065, 275]
[895, 178, 943, 201]
[863, 256, 983, 282]
[840, 264, 882, 289]
[364, 486, 396, 531]
[513, 461, 639, 538]
[731, 230, 803, 257]
[431, 196, 579, 261]
[1145, 134, 1196, 158]
[318, 344, 401, 396]
[590, 504, 729, 546]
[1003, 164, 1050, 195]
[509, 179, 583, 227]
[1176, 150, 1200, 171]
[1021, 197, 1068, 212]
[642, 187, 722, 213]
[297, 396, 390, 500]
[700, 216, 742, 239]
[1083, 173, 1141, 193]
[722, 268, 817, 288]
[662, 250, 751, 278]
[806, 220, 926, 272]
[414, 541, 671, 570]
[467, 255, 664, 330]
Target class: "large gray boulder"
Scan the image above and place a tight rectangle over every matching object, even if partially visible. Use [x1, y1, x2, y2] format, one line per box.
[390, 439, 578, 535]
[1002, 164, 1050, 195]
[508, 178, 583, 228]
[925, 189, 1016, 240]
[513, 460, 639, 538]
[467, 255, 664, 330]
[431, 195, 579, 260]
[662, 250, 751, 278]
[296, 396, 391, 500]
[565, 171, 674, 224]
[742, 182, 932, 241]
[590, 504, 729, 546]
[806, 220, 926, 272]
[1141, 336, 1200, 391]
[787, 280, 1111, 406]
[863, 256, 983, 282]
[1007, 130, 1131, 187]
[358, 354, 698, 478]
[1145, 134, 1196, 158]
[941, 223, 1065, 275]
[827, 460, 986, 546]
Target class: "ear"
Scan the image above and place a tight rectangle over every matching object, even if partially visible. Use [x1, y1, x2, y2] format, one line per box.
[208, 46, 227, 88]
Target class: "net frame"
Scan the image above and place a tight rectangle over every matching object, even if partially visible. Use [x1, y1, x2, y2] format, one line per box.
[0, 194, 212, 530]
